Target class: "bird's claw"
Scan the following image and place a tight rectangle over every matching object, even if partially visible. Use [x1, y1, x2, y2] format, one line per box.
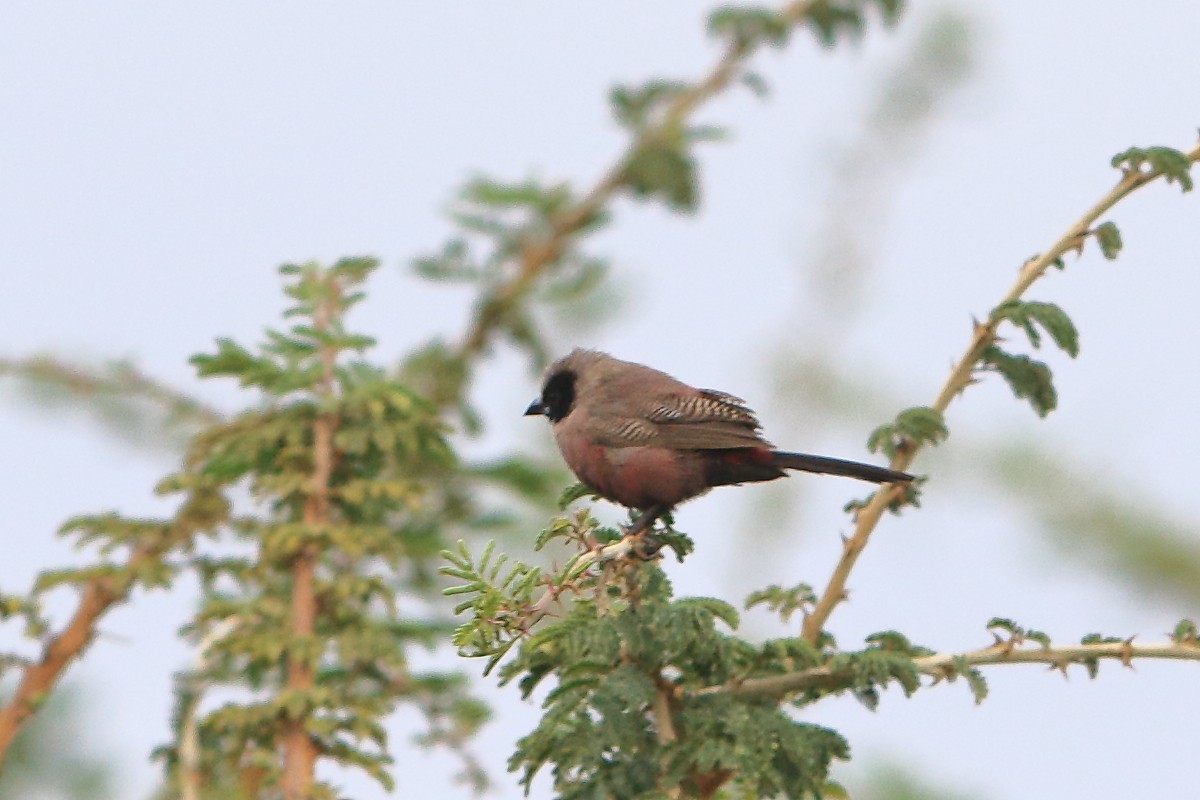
[626, 530, 664, 560]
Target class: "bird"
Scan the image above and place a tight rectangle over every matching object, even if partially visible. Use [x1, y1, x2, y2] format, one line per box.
[524, 349, 913, 536]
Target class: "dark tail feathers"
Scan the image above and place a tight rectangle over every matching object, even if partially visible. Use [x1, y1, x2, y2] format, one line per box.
[770, 450, 912, 484]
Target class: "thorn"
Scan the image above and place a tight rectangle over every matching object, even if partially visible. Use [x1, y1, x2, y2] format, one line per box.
[1120, 636, 1136, 668]
[1067, 231, 1088, 257]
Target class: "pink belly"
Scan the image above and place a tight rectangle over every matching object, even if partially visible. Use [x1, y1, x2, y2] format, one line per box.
[574, 444, 698, 509]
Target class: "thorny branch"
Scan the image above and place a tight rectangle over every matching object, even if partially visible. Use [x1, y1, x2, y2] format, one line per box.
[702, 638, 1200, 699]
[800, 141, 1200, 644]
[454, 0, 820, 363]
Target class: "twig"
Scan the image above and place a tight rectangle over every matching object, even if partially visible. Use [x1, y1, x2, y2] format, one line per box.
[701, 639, 1200, 699]
[0, 546, 156, 763]
[0, 355, 224, 427]
[178, 616, 242, 800]
[800, 140, 1200, 644]
[517, 533, 656, 630]
[455, 0, 819, 362]
[914, 639, 1200, 671]
[652, 678, 678, 745]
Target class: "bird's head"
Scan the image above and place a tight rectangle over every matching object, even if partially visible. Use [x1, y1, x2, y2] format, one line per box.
[524, 349, 609, 423]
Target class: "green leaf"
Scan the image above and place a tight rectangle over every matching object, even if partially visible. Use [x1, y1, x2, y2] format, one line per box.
[328, 255, 379, 283]
[413, 239, 482, 283]
[190, 338, 257, 377]
[1094, 221, 1123, 260]
[951, 655, 988, 704]
[1080, 632, 1123, 678]
[980, 345, 1057, 417]
[986, 617, 1023, 637]
[745, 583, 815, 622]
[610, 80, 690, 130]
[461, 176, 571, 215]
[557, 482, 597, 509]
[990, 300, 1079, 357]
[741, 70, 770, 97]
[821, 780, 851, 800]
[867, 406, 947, 458]
[864, 630, 920, 654]
[807, 4, 865, 47]
[1172, 619, 1198, 644]
[895, 406, 948, 445]
[707, 6, 792, 50]
[623, 140, 700, 212]
[873, 0, 905, 26]
[1111, 145, 1194, 191]
[1026, 629, 1051, 648]
[674, 596, 740, 630]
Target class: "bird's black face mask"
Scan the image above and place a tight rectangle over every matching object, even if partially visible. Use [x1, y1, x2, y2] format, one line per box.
[524, 368, 576, 423]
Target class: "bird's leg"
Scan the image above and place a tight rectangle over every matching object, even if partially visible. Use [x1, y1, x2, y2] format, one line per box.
[622, 505, 669, 559]
[624, 504, 667, 536]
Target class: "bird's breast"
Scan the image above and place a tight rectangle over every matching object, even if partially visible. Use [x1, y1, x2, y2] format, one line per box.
[555, 429, 706, 510]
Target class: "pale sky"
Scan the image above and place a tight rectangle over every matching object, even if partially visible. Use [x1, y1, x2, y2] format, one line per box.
[3, 2, 1199, 798]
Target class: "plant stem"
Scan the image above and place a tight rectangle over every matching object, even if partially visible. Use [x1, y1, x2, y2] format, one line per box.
[456, 0, 819, 362]
[702, 638, 1200, 698]
[800, 141, 1200, 644]
[282, 274, 340, 800]
[0, 545, 156, 765]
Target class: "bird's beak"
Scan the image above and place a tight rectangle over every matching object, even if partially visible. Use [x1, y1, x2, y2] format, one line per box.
[523, 399, 546, 417]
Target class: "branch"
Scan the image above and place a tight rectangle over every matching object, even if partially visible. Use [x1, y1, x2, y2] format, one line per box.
[281, 277, 340, 800]
[914, 639, 1200, 671]
[703, 639, 1200, 699]
[454, 0, 819, 362]
[178, 616, 242, 800]
[800, 140, 1200, 644]
[0, 355, 224, 428]
[0, 546, 156, 763]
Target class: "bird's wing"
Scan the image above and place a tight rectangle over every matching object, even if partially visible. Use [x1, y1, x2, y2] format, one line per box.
[590, 416, 660, 448]
[642, 389, 771, 450]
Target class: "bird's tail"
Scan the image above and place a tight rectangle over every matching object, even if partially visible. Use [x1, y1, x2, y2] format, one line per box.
[770, 450, 912, 484]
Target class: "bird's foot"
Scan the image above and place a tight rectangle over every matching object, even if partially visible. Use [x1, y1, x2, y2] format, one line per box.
[595, 528, 663, 563]
[626, 530, 665, 560]
[615, 506, 668, 560]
